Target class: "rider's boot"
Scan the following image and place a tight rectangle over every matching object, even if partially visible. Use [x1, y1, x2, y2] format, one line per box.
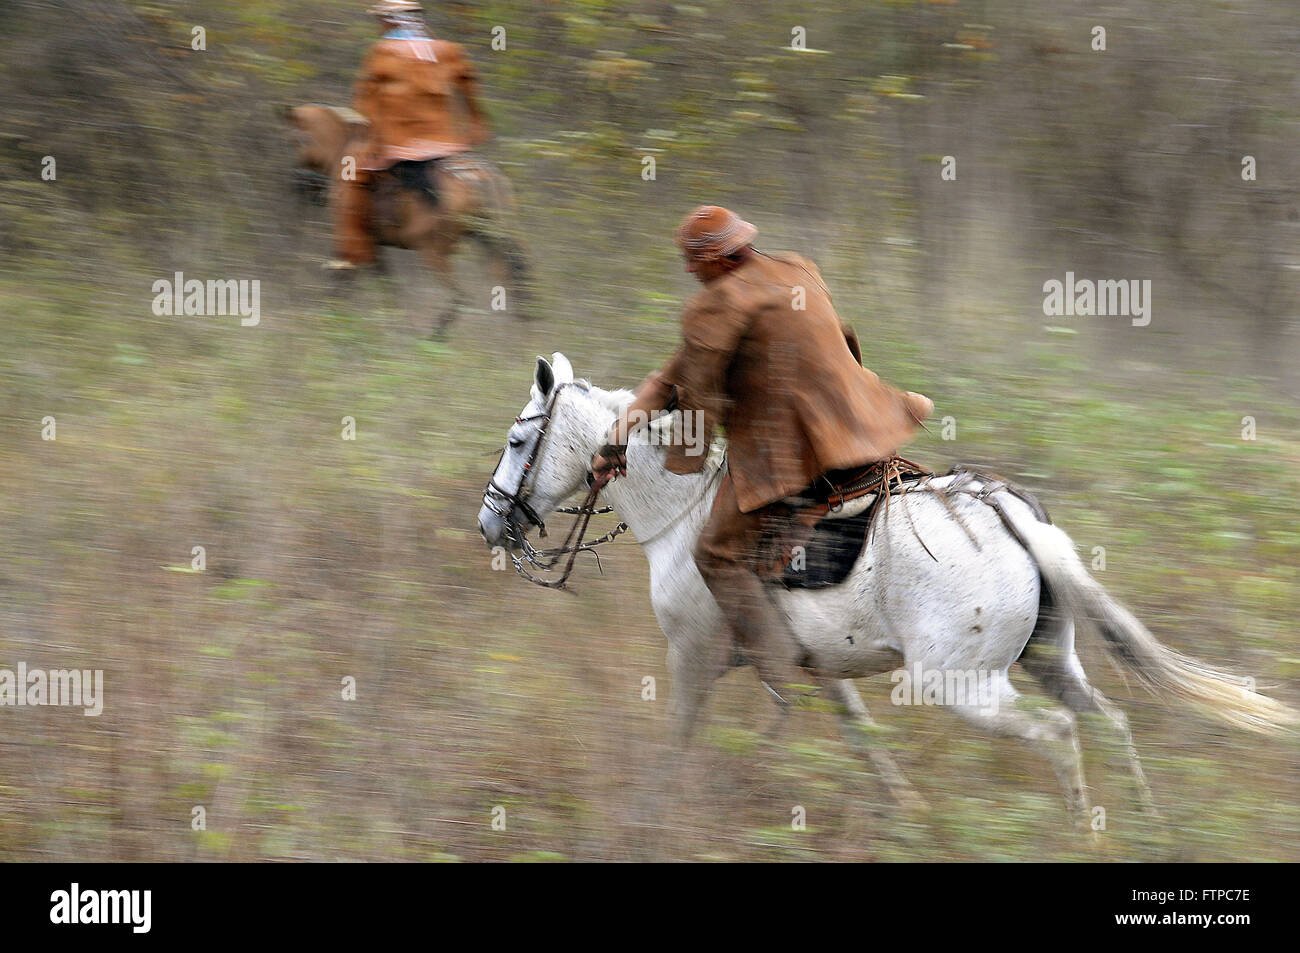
[695, 477, 817, 712]
[718, 568, 815, 711]
[696, 548, 815, 711]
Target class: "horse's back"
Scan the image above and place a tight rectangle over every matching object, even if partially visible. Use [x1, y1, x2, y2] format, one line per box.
[866, 482, 1041, 666]
[437, 153, 513, 215]
[772, 479, 1041, 676]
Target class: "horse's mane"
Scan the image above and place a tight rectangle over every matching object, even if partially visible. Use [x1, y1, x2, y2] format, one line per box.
[590, 386, 636, 413]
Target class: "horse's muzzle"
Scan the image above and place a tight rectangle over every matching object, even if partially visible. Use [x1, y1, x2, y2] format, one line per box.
[478, 487, 529, 549]
[477, 505, 507, 548]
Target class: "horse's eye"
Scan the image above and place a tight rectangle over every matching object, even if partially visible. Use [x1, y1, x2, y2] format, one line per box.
[508, 437, 524, 448]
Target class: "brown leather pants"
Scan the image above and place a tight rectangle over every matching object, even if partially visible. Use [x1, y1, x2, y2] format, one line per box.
[694, 474, 806, 702]
[333, 172, 376, 265]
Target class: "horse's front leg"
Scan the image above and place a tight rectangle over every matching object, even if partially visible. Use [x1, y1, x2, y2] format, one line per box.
[666, 632, 727, 748]
[618, 627, 724, 861]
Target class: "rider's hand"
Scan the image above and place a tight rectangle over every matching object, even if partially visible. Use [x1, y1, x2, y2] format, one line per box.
[590, 444, 627, 488]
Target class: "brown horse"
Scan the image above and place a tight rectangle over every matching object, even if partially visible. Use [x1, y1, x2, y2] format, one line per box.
[284, 103, 531, 334]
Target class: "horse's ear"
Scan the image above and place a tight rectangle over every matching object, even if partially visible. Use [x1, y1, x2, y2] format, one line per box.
[533, 356, 555, 399]
[551, 352, 574, 386]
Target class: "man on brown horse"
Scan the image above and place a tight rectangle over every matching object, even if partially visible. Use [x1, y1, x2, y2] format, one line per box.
[591, 206, 933, 708]
[328, 0, 490, 271]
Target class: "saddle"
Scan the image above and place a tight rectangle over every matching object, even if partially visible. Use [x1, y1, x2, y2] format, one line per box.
[757, 455, 934, 589]
[384, 158, 442, 208]
[372, 154, 496, 229]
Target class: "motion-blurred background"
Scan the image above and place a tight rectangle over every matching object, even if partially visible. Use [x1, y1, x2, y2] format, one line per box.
[0, 0, 1296, 861]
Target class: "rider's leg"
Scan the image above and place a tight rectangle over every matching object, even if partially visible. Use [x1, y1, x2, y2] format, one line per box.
[694, 475, 808, 708]
[329, 172, 376, 268]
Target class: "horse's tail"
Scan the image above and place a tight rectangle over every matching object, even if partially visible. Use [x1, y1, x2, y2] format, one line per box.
[1006, 507, 1297, 734]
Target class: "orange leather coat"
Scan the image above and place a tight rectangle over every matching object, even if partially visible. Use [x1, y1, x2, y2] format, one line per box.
[354, 34, 487, 168]
[632, 252, 929, 513]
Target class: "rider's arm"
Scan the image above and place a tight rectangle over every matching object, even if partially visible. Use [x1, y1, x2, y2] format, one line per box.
[667, 289, 749, 418]
[590, 369, 673, 482]
[593, 291, 744, 480]
[606, 370, 676, 447]
[453, 46, 490, 145]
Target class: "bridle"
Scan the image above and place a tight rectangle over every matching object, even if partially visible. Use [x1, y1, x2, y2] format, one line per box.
[482, 381, 629, 590]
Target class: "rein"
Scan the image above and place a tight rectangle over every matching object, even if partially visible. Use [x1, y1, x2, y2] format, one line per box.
[509, 483, 629, 591]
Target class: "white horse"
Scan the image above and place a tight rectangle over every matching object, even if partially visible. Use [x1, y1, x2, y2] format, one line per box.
[478, 353, 1296, 822]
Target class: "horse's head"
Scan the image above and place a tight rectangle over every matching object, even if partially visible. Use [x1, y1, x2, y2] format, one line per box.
[281, 104, 368, 205]
[478, 353, 608, 549]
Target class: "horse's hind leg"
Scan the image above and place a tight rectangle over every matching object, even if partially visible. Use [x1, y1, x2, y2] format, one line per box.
[820, 676, 925, 812]
[467, 227, 532, 320]
[419, 241, 464, 337]
[949, 674, 1091, 829]
[1020, 602, 1158, 816]
[497, 233, 532, 319]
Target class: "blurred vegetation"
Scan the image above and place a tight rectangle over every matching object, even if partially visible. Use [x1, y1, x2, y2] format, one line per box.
[0, 0, 1296, 860]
